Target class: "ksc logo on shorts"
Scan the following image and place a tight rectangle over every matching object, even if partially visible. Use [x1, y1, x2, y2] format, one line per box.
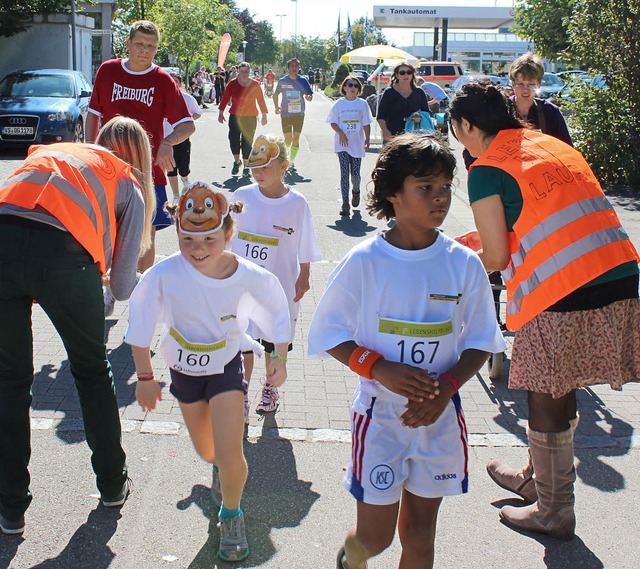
[370, 464, 394, 490]
[434, 473, 457, 481]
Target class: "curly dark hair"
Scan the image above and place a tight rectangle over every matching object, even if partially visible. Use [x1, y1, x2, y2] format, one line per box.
[366, 134, 456, 221]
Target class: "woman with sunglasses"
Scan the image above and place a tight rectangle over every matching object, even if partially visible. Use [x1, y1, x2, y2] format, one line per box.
[376, 62, 430, 142]
[450, 81, 640, 541]
[327, 74, 374, 216]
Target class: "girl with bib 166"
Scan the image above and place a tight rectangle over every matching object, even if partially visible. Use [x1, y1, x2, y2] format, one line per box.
[125, 183, 290, 562]
[308, 134, 505, 569]
[228, 134, 321, 422]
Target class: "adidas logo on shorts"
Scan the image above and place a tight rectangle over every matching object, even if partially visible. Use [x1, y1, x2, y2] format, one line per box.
[434, 473, 457, 481]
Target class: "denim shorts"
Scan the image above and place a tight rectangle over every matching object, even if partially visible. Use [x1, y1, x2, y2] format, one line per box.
[169, 352, 245, 403]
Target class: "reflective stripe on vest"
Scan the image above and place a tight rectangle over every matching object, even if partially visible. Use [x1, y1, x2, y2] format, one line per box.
[22, 148, 114, 267]
[471, 129, 639, 330]
[503, 196, 619, 278]
[507, 225, 633, 314]
[0, 144, 134, 274]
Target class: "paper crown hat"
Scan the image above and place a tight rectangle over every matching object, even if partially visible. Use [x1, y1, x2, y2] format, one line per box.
[246, 135, 281, 168]
[177, 182, 230, 235]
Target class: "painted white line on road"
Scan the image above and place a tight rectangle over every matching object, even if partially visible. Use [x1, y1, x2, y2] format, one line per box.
[31, 418, 54, 430]
[140, 420, 181, 435]
[27, 419, 640, 449]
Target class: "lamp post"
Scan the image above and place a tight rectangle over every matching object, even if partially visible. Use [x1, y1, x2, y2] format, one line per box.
[291, 0, 298, 58]
[276, 13, 287, 41]
[242, 40, 247, 62]
[70, 0, 77, 70]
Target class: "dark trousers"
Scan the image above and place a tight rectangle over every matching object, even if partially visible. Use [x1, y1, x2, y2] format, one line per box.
[228, 114, 257, 160]
[215, 82, 224, 104]
[0, 217, 127, 520]
[167, 138, 191, 178]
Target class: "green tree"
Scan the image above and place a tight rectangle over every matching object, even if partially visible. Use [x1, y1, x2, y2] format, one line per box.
[513, 0, 640, 184]
[350, 16, 387, 50]
[513, 0, 574, 61]
[114, 0, 148, 24]
[250, 20, 278, 66]
[0, 0, 70, 38]
[279, 36, 331, 72]
[228, 8, 277, 66]
[149, 0, 242, 78]
[562, 0, 640, 184]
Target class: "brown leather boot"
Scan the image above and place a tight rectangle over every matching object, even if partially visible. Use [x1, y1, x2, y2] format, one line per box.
[487, 451, 537, 503]
[486, 415, 579, 504]
[499, 427, 576, 540]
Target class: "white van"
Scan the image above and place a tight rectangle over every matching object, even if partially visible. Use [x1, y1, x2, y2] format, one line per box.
[416, 61, 464, 88]
[368, 61, 463, 89]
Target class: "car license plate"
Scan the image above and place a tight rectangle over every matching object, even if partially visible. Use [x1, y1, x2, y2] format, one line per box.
[2, 126, 34, 135]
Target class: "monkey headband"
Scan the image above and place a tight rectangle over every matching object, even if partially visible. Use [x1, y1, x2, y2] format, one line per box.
[245, 135, 281, 168]
[178, 182, 230, 235]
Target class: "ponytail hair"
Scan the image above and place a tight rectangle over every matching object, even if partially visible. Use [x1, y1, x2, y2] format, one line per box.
[96, 116, 155, 254]
[449, 79, 527, 136]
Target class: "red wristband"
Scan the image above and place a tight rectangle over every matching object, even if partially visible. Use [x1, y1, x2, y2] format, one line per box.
[438, 371, 462, 393]
[349, 346, 384, 380]
[137, 372, 154, 382]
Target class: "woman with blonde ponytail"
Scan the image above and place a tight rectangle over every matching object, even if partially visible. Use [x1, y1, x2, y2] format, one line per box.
[0, 115, 154, 535]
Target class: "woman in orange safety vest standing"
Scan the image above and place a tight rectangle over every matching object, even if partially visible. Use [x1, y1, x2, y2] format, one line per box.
[0, 116, 155, 535]
[448, 81, 639, 540]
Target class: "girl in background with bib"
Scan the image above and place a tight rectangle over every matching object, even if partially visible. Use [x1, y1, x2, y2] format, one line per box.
[327, 74, 373, 217]
[125, 183, 290, 562]
[229, 134, 321, 420]
[308, 134, 505, 569]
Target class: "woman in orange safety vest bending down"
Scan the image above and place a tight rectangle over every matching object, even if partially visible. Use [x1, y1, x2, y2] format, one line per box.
[449, 80, 639, 541]
[0, 117, 155, 535]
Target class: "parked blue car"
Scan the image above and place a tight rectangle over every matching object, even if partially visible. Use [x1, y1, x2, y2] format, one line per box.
[0, 69, 93, 147]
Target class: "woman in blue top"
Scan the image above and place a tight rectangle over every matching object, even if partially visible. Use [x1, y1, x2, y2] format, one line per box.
[376, 62, 430, 142]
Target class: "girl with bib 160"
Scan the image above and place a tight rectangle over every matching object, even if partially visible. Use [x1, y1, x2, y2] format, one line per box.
[308, 134, 505, 569]
[125, 183, 290, 562]
[228, 134, 321, 422]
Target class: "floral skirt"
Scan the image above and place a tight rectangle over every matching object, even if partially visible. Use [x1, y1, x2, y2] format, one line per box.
[509, 298, 640, 398]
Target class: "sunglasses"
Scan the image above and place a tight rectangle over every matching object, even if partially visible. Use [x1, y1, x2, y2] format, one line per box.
[345, 82, 360, 88]
[397, 70, 414, 76]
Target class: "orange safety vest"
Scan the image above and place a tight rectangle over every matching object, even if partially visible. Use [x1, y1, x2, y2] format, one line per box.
[471, 129, 639, 331]
[0, 143, 137, 275]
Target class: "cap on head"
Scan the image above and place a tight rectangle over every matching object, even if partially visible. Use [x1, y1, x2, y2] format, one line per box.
[178, 182, 229, 234]
[246, 135, 281, 169]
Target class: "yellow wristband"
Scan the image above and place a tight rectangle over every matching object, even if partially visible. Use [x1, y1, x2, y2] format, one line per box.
[270, 350, 287, 363]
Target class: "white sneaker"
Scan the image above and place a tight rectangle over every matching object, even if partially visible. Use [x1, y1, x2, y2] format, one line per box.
[103, 286, 115, 317]
[181, 177, 191, 190]
[255, 383, 279, 415]
[172, 194, 180, 205]
[101, 477, 133, 507]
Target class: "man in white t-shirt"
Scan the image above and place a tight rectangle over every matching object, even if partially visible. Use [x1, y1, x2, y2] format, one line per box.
[164, 73, 202, 203]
